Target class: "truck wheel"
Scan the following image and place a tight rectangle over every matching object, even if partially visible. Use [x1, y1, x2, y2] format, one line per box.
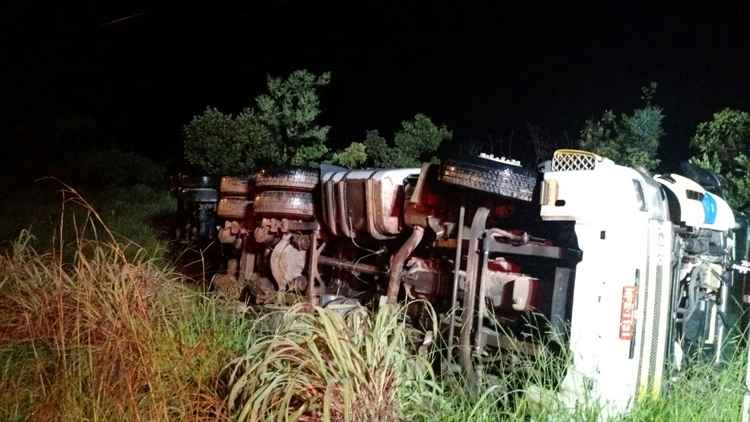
[254, 190, 315, 220]
[255, 167, 320, 191]
[438, 158, 538, 202]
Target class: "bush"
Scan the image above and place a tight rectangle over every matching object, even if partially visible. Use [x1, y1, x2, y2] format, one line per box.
[331, 142, 368, 168]
[690, 108, 750, 212]
[579, 83, 664, 171]
[361, 114, 452, 168]
[183, 70, 331, 175]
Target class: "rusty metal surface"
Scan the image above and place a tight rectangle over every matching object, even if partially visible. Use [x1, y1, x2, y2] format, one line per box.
[348, 181, 368, 234]
[386, 226, 425, 304]
[331, 170, 375, 238]
[326, 169, 418, 240]
[270, 234, 307, 291]
[254, 218, 320, 243]
[318, 255, 384, 275]
[403, 164, 461, 232]
[447, 205, 465, 356]
[335, 178, 352, 237]
[367, 169, 420, 239]
[217, 220, 243, 244]
[322, 171, 348, 236]
[308, 228, 319, 305]
[402, 257, 443, 299]
[343, 176, 370, 236]
[459, 206, 490, 386]
[475, 235, 491, 352]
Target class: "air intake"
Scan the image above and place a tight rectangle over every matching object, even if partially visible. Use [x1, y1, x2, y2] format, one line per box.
[552, 149, 603, 172]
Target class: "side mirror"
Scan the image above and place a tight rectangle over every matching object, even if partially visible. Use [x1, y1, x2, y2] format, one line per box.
[679, 161, 723, 195]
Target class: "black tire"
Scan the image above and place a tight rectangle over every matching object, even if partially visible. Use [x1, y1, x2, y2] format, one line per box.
[439, 158, 538, 202]
[254, 190, 315, 220]
[219, 176, 253, 196]
[255, 167, 320, 191]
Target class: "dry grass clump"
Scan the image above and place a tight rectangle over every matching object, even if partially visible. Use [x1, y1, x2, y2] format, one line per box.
[0, 186, 250, 421]
[225, 303, 437, 422]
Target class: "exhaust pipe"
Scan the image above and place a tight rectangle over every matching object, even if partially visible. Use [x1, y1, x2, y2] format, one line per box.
[385, 226, 425, 304]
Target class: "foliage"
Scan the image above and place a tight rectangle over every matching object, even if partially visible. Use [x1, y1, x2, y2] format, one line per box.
[690, 108, 750, 212]
[184, 107, 259, 176]
[579, 83, 664, 171]
[392, 114, 452, 167]
[331, 142, 368, 168]
[640, 81, 658, 105]
[254, 70, 331, 166]
[362, 114, 452, 168]
[184, 72, 451, 172]
[361, 129, 396, 168]
[183, 70, 330, 175]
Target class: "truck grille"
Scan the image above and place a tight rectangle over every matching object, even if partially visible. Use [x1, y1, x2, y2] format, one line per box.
[551, 149, 601, 171]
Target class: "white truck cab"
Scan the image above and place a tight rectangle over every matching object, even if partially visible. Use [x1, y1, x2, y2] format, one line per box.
[538, 149, 740, 416]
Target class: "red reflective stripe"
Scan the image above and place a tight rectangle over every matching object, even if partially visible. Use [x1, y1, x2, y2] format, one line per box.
[619, 286, 638, 340]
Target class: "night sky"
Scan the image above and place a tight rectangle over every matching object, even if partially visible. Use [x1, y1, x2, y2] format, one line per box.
[3, 3, 750, 171]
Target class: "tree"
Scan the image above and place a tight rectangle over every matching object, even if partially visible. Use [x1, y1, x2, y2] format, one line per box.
[361, 130, 395, 168]
[254, 70, 331, 166]
[579, 82, 664, 171]
[183, 70, 330, 175]
[184, 107, 257, 175]
[690, 108, 750, 212]
[361, 114, 452, 168]
[391, 114, 452, 167]
[331, 142, 368, 168]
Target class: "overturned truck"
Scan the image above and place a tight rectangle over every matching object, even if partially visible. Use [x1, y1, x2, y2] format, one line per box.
[211, 149, 749, 414]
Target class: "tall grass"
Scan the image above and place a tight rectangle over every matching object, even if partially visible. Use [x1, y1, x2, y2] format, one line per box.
[225, 303, 437, 422]
[623, 343, 746, 421]
[0, 191, 250, 421]
[220, 293, 747, 421]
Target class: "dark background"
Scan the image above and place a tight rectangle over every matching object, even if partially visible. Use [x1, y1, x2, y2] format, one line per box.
[3, 3, 749, 172]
